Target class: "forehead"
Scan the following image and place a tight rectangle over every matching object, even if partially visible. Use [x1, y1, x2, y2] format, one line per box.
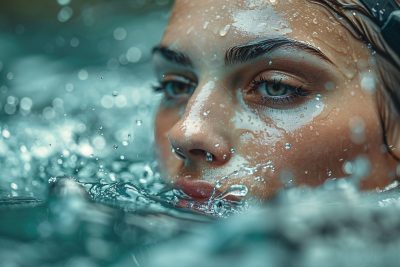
[161, 0, 363, 70]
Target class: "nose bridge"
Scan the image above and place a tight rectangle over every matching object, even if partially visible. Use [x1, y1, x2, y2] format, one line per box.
[168, 79, 232, 164]
[183, 80, 217, 134]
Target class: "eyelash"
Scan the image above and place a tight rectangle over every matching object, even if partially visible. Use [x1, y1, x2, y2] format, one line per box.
[248, 77, 309, 105]
[152, 79, 196, 100]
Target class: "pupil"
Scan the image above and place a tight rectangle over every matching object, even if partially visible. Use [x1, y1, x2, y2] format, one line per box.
[268, 84, 286, 96]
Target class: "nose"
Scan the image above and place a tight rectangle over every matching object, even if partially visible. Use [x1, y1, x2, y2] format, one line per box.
[168, 81, 232, 165]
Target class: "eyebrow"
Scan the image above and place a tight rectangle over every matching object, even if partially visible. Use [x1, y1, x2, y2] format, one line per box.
[152, 37, 334, 67]
[225, 37, 334, 66]
[152, 46, 193, 67]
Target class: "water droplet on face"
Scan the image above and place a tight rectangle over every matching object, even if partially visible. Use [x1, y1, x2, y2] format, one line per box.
[112, 90, 119, 97]
[284, 143, 292, 150]
[315, 94, 322, 101]
[113, 144, 119, 150]
[136, 120, 142, 126]
[203, 110, 210, 117]
[120, 155, 125, 160]
[360, 72, 376, 93]
[214, 143, 220, 148]
[349, 117, 366, 144]
[230, 148, 236, 154]
[219, 24, 231, 36]
[206, 152, 213, 162]
[122, 140, 129, 146]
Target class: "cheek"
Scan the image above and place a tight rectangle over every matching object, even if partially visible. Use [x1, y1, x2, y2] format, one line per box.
[234, 90, 383, 192]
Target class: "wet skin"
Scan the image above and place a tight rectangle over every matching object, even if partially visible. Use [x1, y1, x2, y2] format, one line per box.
[152, 0, 399, 200]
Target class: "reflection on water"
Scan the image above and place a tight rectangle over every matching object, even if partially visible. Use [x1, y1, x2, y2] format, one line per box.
[1, 1, 400, 267]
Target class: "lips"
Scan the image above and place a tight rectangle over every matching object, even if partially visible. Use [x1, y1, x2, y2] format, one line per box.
[175, 179, 220, 200]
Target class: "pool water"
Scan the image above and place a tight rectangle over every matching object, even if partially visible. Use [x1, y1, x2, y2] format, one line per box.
[1, 1, 400, 267]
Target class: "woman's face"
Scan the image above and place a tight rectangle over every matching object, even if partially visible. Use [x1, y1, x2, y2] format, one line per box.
[152, 0, 398, 200]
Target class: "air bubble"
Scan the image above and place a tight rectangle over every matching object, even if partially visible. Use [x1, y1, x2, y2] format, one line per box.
[113, 27, 127, 41]
[57, 6, 73, 23]
[2, 129, 11, 138]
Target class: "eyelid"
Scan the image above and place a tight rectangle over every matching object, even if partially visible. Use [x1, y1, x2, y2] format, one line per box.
[246, 70, 311, 92]
[161, 73, 197, 85]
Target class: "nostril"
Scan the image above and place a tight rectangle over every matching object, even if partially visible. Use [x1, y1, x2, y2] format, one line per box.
[189, 149, 205, 156]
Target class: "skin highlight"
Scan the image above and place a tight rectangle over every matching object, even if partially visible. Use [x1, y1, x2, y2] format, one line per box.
[152, 0, 399, 200]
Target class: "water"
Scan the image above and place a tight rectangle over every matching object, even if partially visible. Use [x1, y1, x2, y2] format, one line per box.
[1, 1, 400, 267]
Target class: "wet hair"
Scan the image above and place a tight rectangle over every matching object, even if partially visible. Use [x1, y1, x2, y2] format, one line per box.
[310, 0, 400, 160]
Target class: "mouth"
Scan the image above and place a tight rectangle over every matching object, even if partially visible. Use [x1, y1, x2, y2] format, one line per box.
[174, 177, 249, 203]
[175, 179, 220, 200]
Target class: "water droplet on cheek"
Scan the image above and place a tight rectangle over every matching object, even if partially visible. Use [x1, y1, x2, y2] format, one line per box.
[284, 143, 292, 150]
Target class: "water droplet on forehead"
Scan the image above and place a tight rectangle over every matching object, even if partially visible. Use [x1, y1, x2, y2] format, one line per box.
[284, 143, 292, 150]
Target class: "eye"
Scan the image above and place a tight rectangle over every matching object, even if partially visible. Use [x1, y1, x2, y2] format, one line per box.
[154, 75, 196, 100]
[258, 79, 291, 97]
[245, 77, 310, 107]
